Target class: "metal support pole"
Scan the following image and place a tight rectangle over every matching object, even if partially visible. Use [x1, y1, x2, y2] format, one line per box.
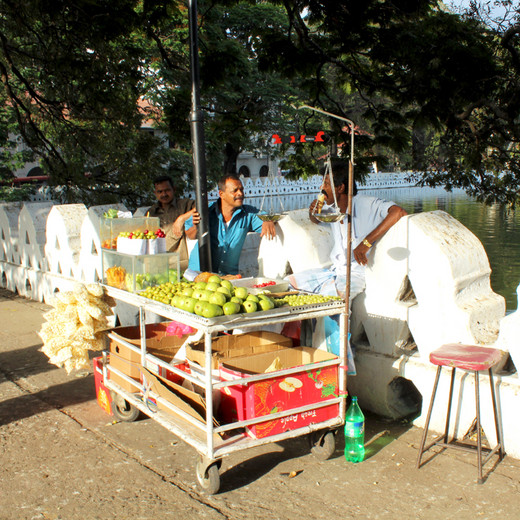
[295, 104, 356, 378]
[188, 0, 212, 271]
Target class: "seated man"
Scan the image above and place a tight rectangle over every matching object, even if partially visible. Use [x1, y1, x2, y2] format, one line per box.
[287, 159, 407, 372]
[189, 174, 276, 275]
[146, 175, 200, 272]
[289, 159, 407, 300]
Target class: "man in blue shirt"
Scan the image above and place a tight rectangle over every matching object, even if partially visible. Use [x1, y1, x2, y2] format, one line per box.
[189, 174, 276, 275]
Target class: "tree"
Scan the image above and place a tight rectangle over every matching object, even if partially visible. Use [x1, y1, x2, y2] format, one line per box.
[0, 0, 184, 206]
[155, 1, 304, 183]
[2, 0, 520, 207]
[261, 0, 520, 204]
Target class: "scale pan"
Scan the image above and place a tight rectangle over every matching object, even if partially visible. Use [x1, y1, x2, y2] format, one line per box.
[314, 212, 345, 223]
[257, 213, 286, 222]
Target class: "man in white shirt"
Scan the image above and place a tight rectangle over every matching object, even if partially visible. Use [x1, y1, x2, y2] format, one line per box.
[286, 159, 407, 373]
[291, 159, 407, 301]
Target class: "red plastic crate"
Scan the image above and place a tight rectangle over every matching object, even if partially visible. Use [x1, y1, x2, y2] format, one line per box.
[219, 347, 339, 439]
[93, 356, 113, 416]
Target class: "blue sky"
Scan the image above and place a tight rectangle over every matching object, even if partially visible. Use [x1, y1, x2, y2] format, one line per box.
[445, 0, 515, 26]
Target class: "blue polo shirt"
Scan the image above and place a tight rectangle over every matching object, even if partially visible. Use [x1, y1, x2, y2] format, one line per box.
[188, 201, 263, 275]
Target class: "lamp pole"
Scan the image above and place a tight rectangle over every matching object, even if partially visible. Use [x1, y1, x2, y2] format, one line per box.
[188, 0, 212, 271]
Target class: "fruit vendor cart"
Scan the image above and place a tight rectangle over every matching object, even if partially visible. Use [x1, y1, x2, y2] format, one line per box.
[101, 284, 347, 494]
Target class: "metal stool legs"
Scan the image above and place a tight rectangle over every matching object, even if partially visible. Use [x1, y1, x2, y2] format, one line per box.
[416, 365, 505, 483]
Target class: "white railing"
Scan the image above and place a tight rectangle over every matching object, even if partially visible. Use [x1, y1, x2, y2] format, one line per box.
[184, 172, 416, 200]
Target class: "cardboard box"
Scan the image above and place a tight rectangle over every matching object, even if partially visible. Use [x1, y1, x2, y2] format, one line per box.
[93, 357, 113, 416]
[141, 367, 222, 439]
[108, 322, 193, 391]
[186, 331, 293, 370]
[219, 347, 339, 439]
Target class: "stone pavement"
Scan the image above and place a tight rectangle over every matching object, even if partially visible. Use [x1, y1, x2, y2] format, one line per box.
[1, 288, 519, 520]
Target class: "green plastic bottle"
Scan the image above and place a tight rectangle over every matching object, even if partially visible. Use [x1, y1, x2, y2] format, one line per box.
[344, 396, 365, 463]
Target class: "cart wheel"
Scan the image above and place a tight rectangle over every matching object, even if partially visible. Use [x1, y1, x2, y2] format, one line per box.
[310, 430, 336, 460]
[110, 391, 140, 422]
[196, 460, 220, 495]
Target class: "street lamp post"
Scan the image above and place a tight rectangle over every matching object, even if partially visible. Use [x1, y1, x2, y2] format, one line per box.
[188, 0, 212, 271]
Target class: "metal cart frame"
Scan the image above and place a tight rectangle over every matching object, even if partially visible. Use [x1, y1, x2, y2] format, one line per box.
[102, 285, 347, 494]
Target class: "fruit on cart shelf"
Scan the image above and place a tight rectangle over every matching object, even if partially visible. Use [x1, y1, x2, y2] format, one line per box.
[273, 294, 342, 306]
[205, 282, 220, 292]
[137, 276, 342, 318]
[223, 301, 241, 315]
[234, 286, 249, 300]
[253, 280, 277, 288]
[201, 302, 224, 318]
[243, 300, 258, 313]
[103, 208, 119, 219]
[209, 291, 227, 306]
[258, 297, 275, 311]
[118, 228, 166, 239]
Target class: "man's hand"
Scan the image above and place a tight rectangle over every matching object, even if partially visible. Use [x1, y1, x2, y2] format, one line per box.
[353, 241, 371, 266]
[260, 221, 276, 240]
[172, 208, 200, 239]
[308, 199, 321, 224]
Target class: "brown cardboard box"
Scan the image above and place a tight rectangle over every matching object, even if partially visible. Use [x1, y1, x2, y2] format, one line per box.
[140, 367, 222, 439]
[107, 322, 192, 391]
[186, 331, 293, 370]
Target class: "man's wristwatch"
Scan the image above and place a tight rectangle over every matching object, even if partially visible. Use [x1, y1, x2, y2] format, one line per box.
[362, 238, 372, 248]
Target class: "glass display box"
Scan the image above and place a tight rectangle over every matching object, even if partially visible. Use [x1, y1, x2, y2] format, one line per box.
[100, 217, 160, 250]
[102, 250, 181, 292]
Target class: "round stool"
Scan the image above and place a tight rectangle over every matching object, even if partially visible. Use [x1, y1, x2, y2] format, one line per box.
[416, 343, 506, 483]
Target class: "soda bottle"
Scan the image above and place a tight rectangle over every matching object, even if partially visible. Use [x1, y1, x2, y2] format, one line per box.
[344, 396, 365, 463]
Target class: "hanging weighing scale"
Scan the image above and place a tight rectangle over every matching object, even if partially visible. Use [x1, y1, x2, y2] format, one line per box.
[257, 163, 287, 222]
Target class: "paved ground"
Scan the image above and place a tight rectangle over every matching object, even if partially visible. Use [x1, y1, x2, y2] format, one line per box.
[1, 288, 519, 520]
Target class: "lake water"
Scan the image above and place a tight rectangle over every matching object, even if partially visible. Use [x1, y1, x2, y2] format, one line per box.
[248, 186, 520, 313]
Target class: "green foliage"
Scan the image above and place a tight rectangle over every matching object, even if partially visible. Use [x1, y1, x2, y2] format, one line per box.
[1, 0, 520, 206]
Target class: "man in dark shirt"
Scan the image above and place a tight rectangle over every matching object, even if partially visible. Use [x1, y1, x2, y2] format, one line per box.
[146, 175, 200, 271]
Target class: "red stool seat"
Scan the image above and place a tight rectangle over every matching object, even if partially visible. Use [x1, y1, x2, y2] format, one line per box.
[417, 343, 506, 483]
[429, 343, 505, 372]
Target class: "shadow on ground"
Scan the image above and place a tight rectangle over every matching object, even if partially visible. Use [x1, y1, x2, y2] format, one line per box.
[0, 372, 97, 426]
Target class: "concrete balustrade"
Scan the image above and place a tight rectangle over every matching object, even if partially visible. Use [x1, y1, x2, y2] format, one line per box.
[0, 202, 22, 265]
[1, 197, 519, 458]
[256, 208, 520, 458]
[19, 202, 53, 271]
[45, 204, 88, 279]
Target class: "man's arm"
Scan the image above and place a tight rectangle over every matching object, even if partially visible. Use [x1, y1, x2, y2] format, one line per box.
[172, 208, 200, 240]
[250, 210, 276, 239]
[353, 205, 407, 266]
[260, 221, 276, 240]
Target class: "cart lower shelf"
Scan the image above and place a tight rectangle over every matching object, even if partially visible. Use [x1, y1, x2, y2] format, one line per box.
[105, 376, 343, 457]
[104, 377, 342, 494]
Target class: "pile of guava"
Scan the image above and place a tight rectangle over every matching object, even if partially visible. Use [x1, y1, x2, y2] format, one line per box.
[139, 274, 276, 318]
